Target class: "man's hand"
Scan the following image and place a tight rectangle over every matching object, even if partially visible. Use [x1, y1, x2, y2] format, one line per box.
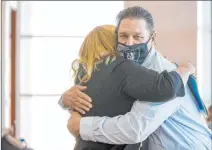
[67, 111, 81, 137]
[63, 85, 92, 114]
[178, 62, 195, 75]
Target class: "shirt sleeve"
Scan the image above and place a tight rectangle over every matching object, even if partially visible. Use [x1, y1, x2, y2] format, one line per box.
[120, 61, 185, 102]
[80, 99, 181, 144]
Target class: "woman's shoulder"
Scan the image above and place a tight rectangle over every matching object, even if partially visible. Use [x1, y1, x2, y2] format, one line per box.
[118, 58, 142, 68]
[112, 57, 143, 74]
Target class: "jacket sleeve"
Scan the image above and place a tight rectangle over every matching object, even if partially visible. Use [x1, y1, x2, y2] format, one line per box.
[120, 61, 185, 102]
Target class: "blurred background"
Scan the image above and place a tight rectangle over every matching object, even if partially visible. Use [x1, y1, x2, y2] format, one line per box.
[1, 1, 211, 150]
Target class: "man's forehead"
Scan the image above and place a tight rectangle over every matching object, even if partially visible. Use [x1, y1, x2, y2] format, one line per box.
[118, 30, 143, 35]
[118, 27, 146, 36]
[118, 18, 147, 35]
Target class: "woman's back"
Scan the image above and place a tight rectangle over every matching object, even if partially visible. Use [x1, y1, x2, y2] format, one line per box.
[74, 56, 140, 150]
[79, 56, 135, 118]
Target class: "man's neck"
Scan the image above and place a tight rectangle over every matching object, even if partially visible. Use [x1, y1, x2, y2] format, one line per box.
[141, 48, 156, 67]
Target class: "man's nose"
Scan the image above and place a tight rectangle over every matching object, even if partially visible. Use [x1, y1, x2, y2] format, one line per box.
[125, 37, 135, 46]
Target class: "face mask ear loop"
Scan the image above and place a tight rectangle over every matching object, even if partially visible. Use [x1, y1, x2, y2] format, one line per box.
[146, 32, 154, 44]
[145, 32, 155, 55]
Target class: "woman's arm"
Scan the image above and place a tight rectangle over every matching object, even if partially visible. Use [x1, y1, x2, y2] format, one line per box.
[120, 61, 194, 102]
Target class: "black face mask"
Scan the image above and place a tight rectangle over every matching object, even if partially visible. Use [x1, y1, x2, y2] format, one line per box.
[117, 37, 152, 65]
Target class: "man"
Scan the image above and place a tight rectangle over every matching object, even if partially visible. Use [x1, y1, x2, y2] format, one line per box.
[60, 6, 212, 150]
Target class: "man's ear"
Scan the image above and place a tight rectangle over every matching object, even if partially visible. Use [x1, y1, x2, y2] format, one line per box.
[152, 31, 156, 46]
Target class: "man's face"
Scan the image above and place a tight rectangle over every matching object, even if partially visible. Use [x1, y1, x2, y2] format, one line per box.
[117, 18, 153, 50]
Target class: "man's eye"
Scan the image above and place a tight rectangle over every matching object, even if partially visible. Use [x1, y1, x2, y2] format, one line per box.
[135, 36, 143, 39]
[120, 35, 127, 38]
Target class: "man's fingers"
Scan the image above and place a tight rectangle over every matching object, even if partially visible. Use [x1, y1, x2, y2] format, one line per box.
[76, 101, 90, 112]
[77, 97, 92, 109]
[73, 106, 85, 114]
[75, 85, 87, 91]
[77, 90, 92, 102]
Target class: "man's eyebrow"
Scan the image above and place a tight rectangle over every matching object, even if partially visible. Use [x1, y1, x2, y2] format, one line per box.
[118, 32, 144, 35]
[135, 32, 143, 35]
[118, 32, 127, 35]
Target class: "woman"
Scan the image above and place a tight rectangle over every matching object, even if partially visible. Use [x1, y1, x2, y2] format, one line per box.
[70, 25, 194, 150]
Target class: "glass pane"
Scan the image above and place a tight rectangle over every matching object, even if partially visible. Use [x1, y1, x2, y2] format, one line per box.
[20, 1, 124, 36]
[20, 96, 74, 150]
[20, 37, 84, 94]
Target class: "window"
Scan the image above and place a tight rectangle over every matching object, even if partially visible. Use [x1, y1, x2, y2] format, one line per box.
[20, 1, 123, 36]
[20, 37, 84, 94]
[18, 1, 123, 150]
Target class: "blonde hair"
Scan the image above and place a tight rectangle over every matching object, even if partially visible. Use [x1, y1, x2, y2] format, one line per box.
[72, 25, 116, 83]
